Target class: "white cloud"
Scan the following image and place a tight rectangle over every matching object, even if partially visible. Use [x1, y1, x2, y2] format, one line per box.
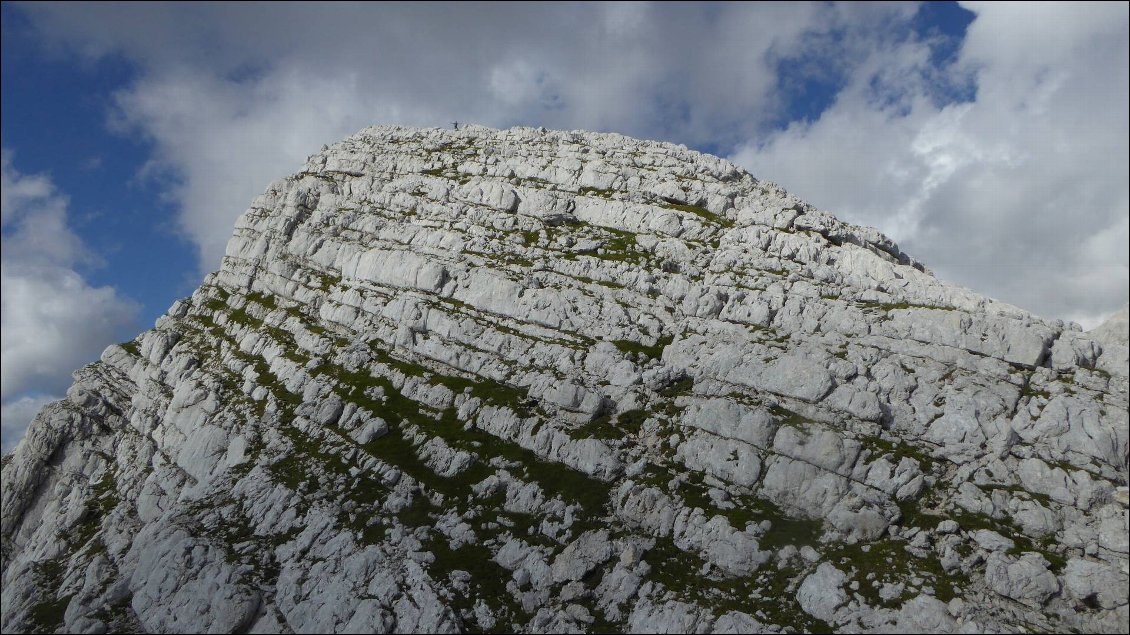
[1, 395, 56, 454]
[732, 2, 1129, 327]
[1, 153, 140, 448]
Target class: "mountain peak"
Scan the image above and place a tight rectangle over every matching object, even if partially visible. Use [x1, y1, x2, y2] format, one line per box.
[2, 126, 1127, 634]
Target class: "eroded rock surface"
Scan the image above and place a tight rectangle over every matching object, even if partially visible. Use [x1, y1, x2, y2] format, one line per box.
[2, 125, 1127, 633]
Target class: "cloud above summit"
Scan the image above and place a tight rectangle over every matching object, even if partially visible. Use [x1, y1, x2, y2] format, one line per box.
[14, 1, 1129, 327]
[734, 1, 1129, 327]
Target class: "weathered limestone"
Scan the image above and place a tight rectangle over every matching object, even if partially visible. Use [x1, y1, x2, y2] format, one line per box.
[1, 125, 1126, 634]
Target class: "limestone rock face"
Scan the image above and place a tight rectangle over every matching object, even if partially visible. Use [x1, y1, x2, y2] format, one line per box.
[2, 125, 1127, 634]
[1088, 304, 1129, 378]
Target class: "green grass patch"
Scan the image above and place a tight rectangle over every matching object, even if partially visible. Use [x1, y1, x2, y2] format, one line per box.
[27, 572, 72, 633]
[658, 376, 694, 399]
[943, 495, 1068, 574]
[425, 535, 526, 632]
[659, 200, 733, 228]
[612, 334, 673, 360]
[311, 360, 611, 518]
[825, 538, 958, 605]
[769, 404, 811, 429]
[1021, 379, 1052, 400]
[226, 304, 260, 329]
[308, 269, 342, 290]
[579, 186, 616, 198]
[858, 300, 950, 312]
[862, 436, 935, 473]
[26, 468, 123, 632]
[573, 274, 625, 290]
[204, 297, 228, 312]
[431, 371, 534, 418]
[246, 291, 279, 310]
[634, 464, 824, 548]
[644, 536, 831, 633]
[739, 496, 824, 551]
[119, 339, 141, 357]
[89, 595, 134, 629]
[575, 408, 647, 440]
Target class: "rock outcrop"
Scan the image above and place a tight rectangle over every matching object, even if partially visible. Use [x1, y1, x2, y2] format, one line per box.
[2, 125, 1127, 633]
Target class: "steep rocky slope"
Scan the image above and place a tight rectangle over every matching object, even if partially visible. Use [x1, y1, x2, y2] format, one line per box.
[2, 125, 1127, 634]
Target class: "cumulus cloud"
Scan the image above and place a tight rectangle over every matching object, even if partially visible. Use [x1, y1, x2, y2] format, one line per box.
[1, 395, 55, 454]
[733, 1, 1129, 327]
[1, 153, 140, 449]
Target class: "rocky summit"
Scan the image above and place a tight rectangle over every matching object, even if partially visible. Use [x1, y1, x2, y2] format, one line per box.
[2, 125, 1128, 634]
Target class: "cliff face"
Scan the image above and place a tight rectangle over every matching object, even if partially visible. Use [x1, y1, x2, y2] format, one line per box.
[1, 125, 1127, 634]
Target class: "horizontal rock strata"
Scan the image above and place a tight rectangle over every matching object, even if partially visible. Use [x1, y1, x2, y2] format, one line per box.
[2, 125, 1127, 634]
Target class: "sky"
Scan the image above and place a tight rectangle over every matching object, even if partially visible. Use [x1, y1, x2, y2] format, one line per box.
[1, 1, 1127, 451]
